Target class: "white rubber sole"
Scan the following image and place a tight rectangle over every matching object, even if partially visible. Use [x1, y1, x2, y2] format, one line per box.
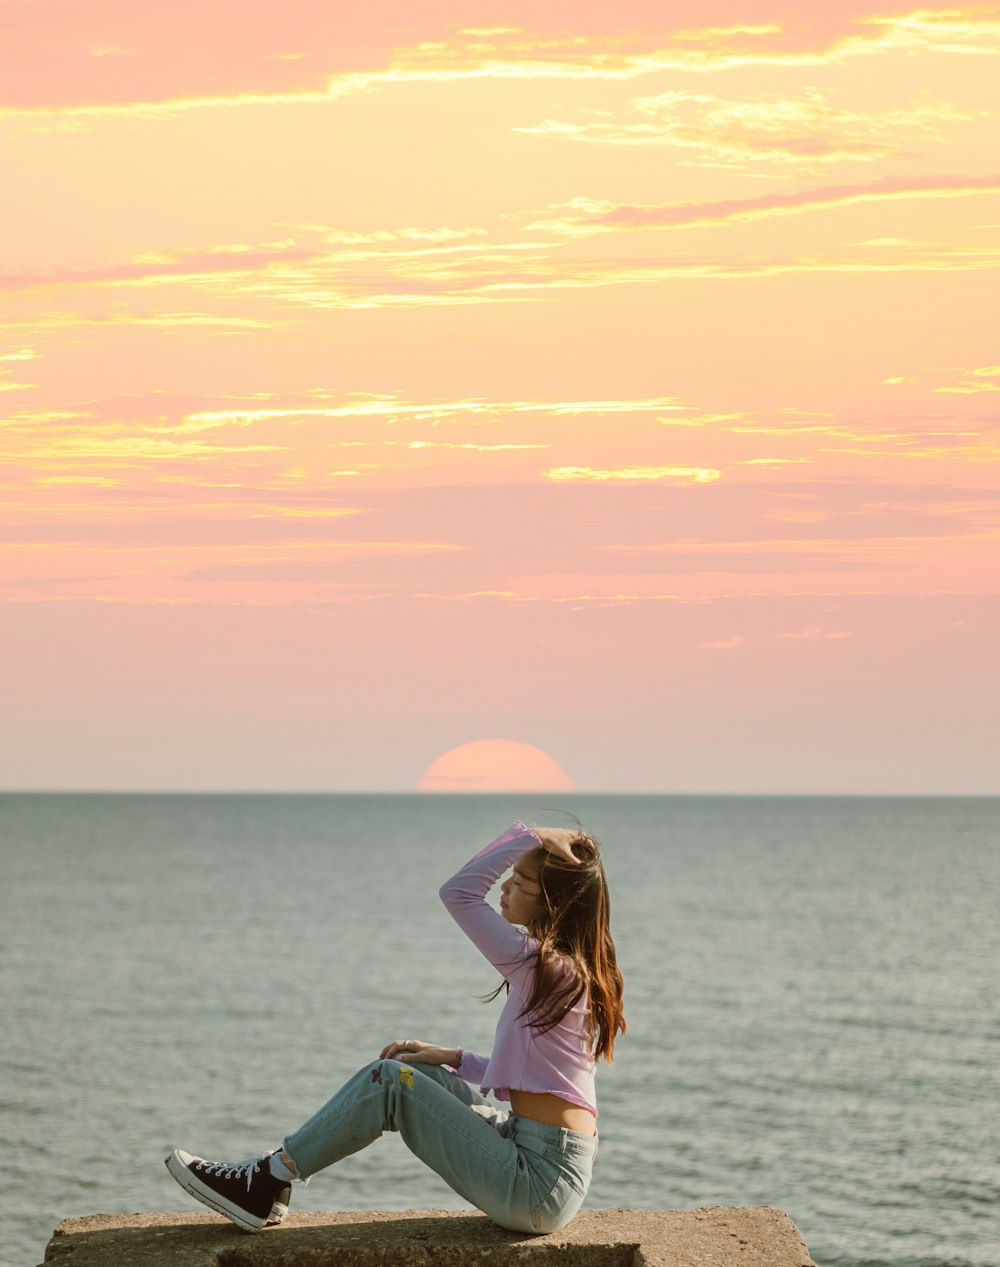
[165, 1149, 266, 1233]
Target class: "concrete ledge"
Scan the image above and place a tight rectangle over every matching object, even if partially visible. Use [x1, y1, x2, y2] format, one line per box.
[42, 1207, 817, 1267]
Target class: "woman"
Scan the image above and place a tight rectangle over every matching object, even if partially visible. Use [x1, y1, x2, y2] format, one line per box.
[166, 819, 626, 1236]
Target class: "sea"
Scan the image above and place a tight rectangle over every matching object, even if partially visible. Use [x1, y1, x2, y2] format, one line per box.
[1, 793, 996, 1267]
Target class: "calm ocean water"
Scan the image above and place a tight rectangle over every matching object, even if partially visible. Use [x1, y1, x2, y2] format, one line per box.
[1, 793, 996, 1267]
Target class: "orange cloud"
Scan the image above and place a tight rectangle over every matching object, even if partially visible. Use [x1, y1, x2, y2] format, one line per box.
[514, 88, 983, 174]
[935, 365, 1000, 394]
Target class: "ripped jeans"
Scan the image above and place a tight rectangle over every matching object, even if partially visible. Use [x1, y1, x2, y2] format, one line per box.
[281, 1058, 598, 1235]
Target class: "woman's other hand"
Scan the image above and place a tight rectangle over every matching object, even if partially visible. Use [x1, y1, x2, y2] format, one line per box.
[378, 1039, 460, 1066]
[530, 825, 584, 865]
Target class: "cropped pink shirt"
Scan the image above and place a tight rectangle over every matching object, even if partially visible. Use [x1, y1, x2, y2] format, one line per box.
[438, 820, 598, 1116]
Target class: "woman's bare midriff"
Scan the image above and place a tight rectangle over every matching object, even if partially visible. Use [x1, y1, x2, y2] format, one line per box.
[508, 1089, 597, 1136]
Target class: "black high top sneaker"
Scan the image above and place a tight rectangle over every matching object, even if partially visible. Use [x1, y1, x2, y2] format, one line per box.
[166, 1148, 290, 1233]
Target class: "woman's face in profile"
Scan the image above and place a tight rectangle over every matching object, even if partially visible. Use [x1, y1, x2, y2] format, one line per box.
[500, 861, 542, 927]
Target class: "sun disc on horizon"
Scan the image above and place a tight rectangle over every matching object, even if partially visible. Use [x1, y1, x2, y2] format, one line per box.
[417, 739, 574, 792]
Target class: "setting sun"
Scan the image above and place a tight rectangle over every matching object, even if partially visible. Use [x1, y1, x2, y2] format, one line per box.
[417, 740, 574, 792]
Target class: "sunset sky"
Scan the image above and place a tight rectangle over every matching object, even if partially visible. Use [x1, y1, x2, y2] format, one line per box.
[2, 1, 998, 793]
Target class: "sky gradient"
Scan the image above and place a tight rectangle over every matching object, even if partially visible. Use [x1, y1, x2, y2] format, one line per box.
[2, 2, 999, 792]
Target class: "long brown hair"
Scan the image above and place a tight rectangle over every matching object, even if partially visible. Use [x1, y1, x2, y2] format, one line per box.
[488, 826, 626, 1062]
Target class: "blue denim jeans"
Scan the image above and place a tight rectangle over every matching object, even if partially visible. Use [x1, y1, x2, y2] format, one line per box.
[282, 1057, 598, 1235]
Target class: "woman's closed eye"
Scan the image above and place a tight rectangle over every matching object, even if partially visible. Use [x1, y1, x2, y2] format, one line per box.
[511, 866, 540, 894]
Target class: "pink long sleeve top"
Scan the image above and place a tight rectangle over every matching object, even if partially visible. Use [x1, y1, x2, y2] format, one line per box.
[438, 820, 598, 1116]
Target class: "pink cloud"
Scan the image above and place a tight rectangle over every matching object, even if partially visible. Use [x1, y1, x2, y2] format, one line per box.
[0, 244, 318, 295]
[592, 173, 1000, 230]
[776, 627, 853, 639]
[0, 0, 934, 110]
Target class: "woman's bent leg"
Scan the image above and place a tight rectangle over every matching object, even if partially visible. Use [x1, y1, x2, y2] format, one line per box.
[282, 1058, 537, 1231]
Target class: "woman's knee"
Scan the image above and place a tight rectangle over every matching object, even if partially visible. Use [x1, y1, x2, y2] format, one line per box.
[364, 1057, 401, 1086]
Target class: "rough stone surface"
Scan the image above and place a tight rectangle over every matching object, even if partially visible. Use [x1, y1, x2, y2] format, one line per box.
[41, 1207, 817, 1267]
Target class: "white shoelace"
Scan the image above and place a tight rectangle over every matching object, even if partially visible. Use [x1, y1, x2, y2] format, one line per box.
[195, 1155, 266, 1189]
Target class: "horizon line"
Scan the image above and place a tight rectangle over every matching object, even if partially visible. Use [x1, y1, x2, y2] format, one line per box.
[0, 788, 997, 798]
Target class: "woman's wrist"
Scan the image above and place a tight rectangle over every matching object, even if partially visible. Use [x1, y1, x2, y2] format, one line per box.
[453, 1047, 463, 1069]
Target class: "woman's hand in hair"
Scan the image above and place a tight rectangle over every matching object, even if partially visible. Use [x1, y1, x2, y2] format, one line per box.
[378, 1039, 461, 1066]
[530, 825, 583, 865]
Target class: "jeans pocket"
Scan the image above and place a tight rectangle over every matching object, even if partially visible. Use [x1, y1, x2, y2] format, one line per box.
[529, 1166, 588, 1234]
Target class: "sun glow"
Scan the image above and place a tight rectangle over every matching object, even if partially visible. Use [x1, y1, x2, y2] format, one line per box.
[417, 739, 574, 792]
